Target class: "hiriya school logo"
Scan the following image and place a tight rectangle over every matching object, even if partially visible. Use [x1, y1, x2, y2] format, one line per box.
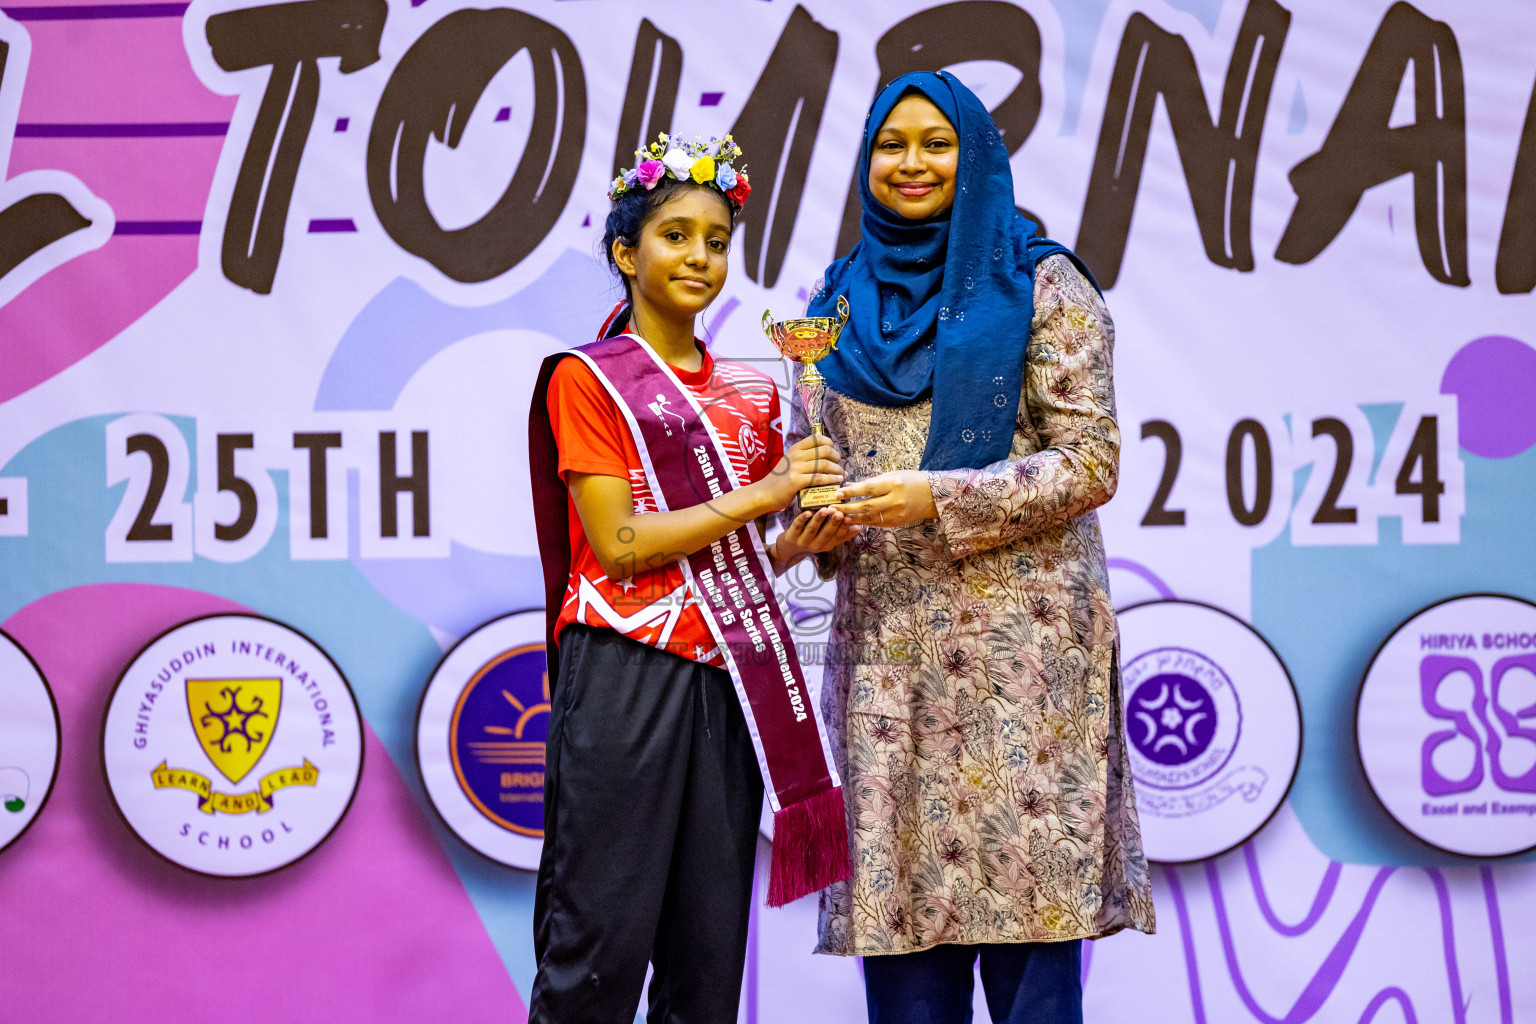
[1357, 594, 1536, 857]
[101, 614, 363, 876]
[416, 610, 549, 869]
[0, 630, 60, 854]
[1118, 601, 1301, 862]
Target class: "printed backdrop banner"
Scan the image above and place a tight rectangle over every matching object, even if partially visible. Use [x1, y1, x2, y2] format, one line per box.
[0, 0, 1533, 1020]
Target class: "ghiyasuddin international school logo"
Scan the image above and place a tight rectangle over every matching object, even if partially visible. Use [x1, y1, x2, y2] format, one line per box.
[417, 611, 550, 869]
[0, 630, 61, 855]
[1357, 594, 1536, 858]
[101, 614, 363, 877]
[151, 677, 319, 816]
[1118, 601, 1301, 863]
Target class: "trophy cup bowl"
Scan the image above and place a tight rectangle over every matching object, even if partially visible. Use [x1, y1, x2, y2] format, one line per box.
[762, 295, 849, 509]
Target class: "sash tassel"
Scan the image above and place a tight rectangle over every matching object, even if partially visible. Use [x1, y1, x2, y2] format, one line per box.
[767, 785, 851, 907]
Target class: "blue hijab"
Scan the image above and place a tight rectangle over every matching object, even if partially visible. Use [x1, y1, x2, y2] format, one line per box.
[809, 71, 1097, 470]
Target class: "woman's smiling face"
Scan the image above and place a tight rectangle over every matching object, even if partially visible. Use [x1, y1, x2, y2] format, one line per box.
[867, 93, 959, 220]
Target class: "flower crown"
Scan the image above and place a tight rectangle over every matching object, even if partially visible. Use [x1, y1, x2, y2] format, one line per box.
[609, 132, 751, 210]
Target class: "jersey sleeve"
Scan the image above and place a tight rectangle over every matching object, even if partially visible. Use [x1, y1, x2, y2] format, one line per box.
[547, 357, 632, 481]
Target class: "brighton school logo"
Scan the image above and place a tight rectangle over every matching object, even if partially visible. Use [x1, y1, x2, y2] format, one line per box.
[101, 614, 362, 876]
[417, 610, 549, 869]
[1118, 601, 1301, 862]
[1357, 594, 1536, 857]
[0, 630, 60, 854]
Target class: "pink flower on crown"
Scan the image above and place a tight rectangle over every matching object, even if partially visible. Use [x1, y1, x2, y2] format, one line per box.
[635, 160, 665, 188]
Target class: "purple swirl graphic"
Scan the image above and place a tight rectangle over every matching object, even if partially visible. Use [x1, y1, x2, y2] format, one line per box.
[1107, 557, 1177, 600]
[1358, 989, 1417, 1024]
[1244, 844, 1343, 937]
[1160, 847, 1515, 1024]
[1481, 866, 1514, 1023]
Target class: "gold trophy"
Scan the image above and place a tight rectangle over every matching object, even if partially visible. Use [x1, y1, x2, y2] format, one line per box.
[762, 295, 850, 508]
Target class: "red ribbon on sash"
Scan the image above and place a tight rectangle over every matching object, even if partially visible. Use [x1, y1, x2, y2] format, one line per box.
[529, 326, 850, 906]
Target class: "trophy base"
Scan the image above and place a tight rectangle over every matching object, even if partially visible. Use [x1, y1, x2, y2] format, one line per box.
[799, 484, 841, 509]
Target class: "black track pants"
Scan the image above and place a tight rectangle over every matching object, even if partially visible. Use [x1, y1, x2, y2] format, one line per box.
[530, 625, 764, 1024]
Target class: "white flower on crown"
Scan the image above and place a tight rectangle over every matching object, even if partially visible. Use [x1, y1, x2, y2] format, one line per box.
[661, 147, 694, 180]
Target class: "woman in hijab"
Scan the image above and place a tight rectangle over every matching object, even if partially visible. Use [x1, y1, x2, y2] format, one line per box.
[794, 71, 1155, 1023]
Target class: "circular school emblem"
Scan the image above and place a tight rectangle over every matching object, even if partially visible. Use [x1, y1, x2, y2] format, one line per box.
[100, 614, 363, 877]
[1124, 649, 1241, 789]
[416, 610, 549, 870]
[1118, 601, 1301, 863]
[1357, 594, 1536, 858]
[0, 630, 60, 855]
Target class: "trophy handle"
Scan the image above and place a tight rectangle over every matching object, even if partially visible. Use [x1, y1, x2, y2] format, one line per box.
[835, 294, 850, 326]
[761, 309, 776, 338]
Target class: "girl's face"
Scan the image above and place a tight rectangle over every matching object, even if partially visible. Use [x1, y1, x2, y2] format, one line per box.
[867, 94, 959, 220]
[613, 187, 732, 320]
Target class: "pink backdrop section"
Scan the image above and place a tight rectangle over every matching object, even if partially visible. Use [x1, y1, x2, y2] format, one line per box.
[0, 584, 525, 1024]
[0, 8, 231, 402]
[10, 136, 225, 222]
[0, 238, 201, 402]
[15, 17, 235, 124]
[4, 0, 178, 7]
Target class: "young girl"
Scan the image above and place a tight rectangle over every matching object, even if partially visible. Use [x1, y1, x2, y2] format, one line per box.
[526, 133, 858, 1023]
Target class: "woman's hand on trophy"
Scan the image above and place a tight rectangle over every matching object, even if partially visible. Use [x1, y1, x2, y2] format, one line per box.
[758, 434, 844, 512]
[834, 471, 938, 529]
[770, 507, 862, 574]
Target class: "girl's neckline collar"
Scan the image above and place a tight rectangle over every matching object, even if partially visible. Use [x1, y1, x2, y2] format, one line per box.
[628, 333, 712, 384]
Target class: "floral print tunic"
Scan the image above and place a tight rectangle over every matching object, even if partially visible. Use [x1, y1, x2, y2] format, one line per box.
[791, 255, 1155, 955]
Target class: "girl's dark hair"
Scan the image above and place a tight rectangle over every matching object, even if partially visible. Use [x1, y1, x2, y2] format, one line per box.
[601, 178, 737, 301]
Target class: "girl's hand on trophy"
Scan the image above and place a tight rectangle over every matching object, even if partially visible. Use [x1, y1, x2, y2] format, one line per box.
[760, 435, 843, 511]
[834, 471, 937, 529]
[771, 507, 862, 573]
[785, 506, 862, 554]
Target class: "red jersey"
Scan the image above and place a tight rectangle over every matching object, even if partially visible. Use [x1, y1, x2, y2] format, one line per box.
[545, 343, 783, 665]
